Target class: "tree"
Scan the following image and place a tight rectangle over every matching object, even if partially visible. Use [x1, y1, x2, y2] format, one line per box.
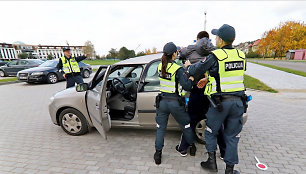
[257, 21, 306, 58]
[136, 51, 145, 57]
[28, 52, 34, 59]
[106, 48, 118, 59]
[145, 48, 152, 55]
[18, 53, 28, 59]
[83, 40, 95, 58]
[47, 54, 53, 60]
[118, 47, 136, 60]
[152, 47, 157, 54]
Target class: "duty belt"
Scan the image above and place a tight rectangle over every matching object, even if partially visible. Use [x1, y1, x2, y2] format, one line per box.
[221, 95, 242, 101]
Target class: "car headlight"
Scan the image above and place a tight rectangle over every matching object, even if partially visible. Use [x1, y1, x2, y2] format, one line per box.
[31, 72, 44, 75]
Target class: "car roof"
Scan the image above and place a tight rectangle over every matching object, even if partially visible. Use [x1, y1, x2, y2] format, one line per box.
[114, 53, 162, 65]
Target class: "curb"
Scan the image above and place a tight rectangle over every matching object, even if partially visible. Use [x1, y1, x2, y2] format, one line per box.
[0, 80, 22, 86]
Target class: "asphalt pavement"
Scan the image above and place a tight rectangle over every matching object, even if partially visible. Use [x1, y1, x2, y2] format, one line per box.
[245, 62, 306, 92]
[249, 60, 306, 72]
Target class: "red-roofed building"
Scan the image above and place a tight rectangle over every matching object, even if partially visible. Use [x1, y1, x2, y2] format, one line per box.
[251, 39, 261, 52]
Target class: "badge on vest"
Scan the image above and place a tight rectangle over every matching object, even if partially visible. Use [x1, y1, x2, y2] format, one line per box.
[225, 61, 244, 71]
[158, 70, 172, 80]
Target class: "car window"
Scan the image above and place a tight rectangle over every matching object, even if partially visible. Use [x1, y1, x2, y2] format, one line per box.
[19, 60, 29, 65]
[8, 60, 18, 66]
[143, 61, 160, 91]
[128, 66, 143, 78]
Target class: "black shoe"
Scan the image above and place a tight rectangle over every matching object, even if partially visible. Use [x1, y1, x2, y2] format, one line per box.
[190, 144, 197, 156]
[154, 150, 162, 165]
[225, 164, 240, 174]
[200, 151, 218, 172]
[175, 145, 187, 157]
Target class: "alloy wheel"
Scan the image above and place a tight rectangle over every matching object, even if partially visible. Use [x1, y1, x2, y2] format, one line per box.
[49, 74, 58, 83]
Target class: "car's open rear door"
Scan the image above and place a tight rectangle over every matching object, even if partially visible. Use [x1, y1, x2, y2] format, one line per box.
[87, 66, 112, 139]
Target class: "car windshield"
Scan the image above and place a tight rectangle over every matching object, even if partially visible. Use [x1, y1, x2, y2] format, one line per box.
[32, 60, 43, 64]
[39, 60, 58, 67]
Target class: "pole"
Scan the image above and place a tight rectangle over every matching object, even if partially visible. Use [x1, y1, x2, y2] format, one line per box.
[204, 10, 207, 31]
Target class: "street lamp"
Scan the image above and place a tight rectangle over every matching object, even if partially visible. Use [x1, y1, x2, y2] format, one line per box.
[204, 10, 207, 31]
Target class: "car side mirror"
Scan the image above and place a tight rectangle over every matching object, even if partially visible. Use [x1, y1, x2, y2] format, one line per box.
[6, 64, 9, 67]
[131, 72, 137, 78]
[76, 83, 89, 92]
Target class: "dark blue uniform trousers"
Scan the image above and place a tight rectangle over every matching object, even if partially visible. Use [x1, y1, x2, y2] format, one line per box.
[155, 99, 195, 151]
[179, 90, 226, 156]
[66, 75, 84, 89]
[205, 98, 244, 165]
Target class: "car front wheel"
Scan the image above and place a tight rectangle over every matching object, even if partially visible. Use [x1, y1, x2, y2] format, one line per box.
[0, 70, 6, 77]
[195, 119, 206, 144]
[59, 108, 89, 136]
[82, 69, 90, 78]
[47, 73, 58, 84]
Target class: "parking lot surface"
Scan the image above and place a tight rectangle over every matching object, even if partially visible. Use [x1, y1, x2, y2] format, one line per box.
[0, 80, 306, 174]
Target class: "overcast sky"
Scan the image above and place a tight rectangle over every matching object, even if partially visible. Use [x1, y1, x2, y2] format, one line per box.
[0, 1, 305, 55]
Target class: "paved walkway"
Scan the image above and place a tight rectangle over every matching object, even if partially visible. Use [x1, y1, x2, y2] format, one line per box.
[250, 60, 306, 72]
[245, 62, 306, 91]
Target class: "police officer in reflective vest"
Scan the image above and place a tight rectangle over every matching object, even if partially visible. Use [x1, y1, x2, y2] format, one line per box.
[57, 47, 87, 88]
[185, 24, 246, 174]
[154, 42, 195, 165]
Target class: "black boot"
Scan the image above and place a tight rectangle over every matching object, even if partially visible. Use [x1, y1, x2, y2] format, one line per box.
[189, 144, 197, 156]
[154, 150, 162, 165]
[225, 164, 240, 174]
[200, 151, 217, 172]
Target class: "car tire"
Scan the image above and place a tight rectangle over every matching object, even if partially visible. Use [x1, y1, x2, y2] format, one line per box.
[195, 119, 206, 144]
[0, 70, 6, 77]
[47, 73, 58, 84]
[59, 108, 89, 136]
[82, 69, 90, 78]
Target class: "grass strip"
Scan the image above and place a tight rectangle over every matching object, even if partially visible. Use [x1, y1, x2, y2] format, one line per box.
[0, 77, 18, 83]
[244, 74, 278, 93]
[83, 60, 119, 65]
[249, 61, 306, 77]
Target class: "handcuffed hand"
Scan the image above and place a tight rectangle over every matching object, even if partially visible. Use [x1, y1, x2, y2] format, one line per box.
[184, 60, 191, 68]
[197, 73, 208, 88]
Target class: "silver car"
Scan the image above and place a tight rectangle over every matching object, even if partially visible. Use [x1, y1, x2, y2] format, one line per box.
[49, 53, 248, 143]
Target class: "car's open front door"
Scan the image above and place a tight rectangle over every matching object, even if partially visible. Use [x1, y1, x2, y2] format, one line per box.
[87, 66, 112, 139]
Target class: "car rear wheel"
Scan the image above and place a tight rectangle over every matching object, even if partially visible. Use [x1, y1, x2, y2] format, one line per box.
[195, 119, 206, 144]
[0, 70, 6, 77]
[47, 73, 58, 84]
[82, 69, 90, 78]
[59, 108, 89, 136]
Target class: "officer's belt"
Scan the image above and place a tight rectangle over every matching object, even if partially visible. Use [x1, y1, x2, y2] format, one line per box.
[160, 95, 180, 101]
[219, 95, 242, 102]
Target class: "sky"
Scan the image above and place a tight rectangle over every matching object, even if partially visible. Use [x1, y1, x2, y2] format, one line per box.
[0, 1, 305, 55]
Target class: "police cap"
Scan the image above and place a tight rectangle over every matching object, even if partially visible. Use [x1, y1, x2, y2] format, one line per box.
[163, 42, 177, 55]
[211, 24, 236, 43]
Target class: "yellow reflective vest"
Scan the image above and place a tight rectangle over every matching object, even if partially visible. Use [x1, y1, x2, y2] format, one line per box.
[60, 56, 80, 74]
[158, 62, 186, 96]
[204, 49, 246, 96]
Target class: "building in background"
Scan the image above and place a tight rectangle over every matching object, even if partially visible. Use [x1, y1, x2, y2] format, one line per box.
[0, 43, 18, 60]
[37, 45, 84, 59]
[0, 41, 84, 60]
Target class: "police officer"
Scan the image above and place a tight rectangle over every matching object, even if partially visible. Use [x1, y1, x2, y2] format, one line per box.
[57, 47, 87, 88]
[185, 24, 246, 174]
[154, 42, 195, 165]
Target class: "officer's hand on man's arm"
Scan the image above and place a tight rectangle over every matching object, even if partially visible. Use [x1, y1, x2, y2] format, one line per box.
[184, 60, 191, 68]
[197, 73, 208, 89]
